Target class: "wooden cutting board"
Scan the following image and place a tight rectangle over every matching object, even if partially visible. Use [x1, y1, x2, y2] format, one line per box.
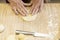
[0, 3, 60, 40]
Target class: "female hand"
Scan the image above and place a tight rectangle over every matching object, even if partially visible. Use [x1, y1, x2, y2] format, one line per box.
[30, 0, 44, 15]
[8, 0, 28, 16]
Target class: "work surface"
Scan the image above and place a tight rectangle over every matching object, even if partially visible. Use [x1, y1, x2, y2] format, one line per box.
[0, 3, 60, 40]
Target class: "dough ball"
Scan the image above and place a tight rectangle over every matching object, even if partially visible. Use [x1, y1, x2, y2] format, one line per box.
[0, 24, 5, 33]
[22, 14, 37, 21]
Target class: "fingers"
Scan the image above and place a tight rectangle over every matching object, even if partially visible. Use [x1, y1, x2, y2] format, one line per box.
[39, 0, 44, 12]
[31, 0, 40, 15]
[32, 7, 39, 15]
[10, 2, 19, 15]
[16, 0, 29, 16]
[30, 0, 43, 15]
[12, 7, 19, 15]
[17, 0, 29, 15]
[16, 6, 27, 16]
[16, 4, 28, 16]
[11, 3, 27, 16]
[31, 0, 38, 12]
[10, 1, 26, 16]
[32, 2, 39, 15]
[8, 0, 28, 16]
[11, 3, 26, 16]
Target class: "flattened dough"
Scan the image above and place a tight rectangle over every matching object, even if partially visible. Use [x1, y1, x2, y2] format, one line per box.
[22, 14, 37, 21]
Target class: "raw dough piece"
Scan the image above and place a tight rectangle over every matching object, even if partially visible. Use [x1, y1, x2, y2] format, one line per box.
[0, 24, 5, 33]
[22, 14, 37, 21]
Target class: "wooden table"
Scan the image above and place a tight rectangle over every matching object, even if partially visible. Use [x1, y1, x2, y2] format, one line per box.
[0, 3, 60, 40]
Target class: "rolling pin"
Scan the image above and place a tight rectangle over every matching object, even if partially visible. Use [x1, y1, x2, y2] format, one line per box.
[16, 30, 49, 38]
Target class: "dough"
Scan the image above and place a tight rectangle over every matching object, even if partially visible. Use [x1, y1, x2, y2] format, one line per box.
[22, 14, 37, 21]
[0, 24, 5, 33]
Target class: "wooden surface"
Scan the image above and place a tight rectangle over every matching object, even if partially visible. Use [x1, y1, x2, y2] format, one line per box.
[0, 3, 60, 40]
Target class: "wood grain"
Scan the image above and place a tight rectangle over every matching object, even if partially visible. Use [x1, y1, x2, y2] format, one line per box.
[0, 3, 60, 40]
